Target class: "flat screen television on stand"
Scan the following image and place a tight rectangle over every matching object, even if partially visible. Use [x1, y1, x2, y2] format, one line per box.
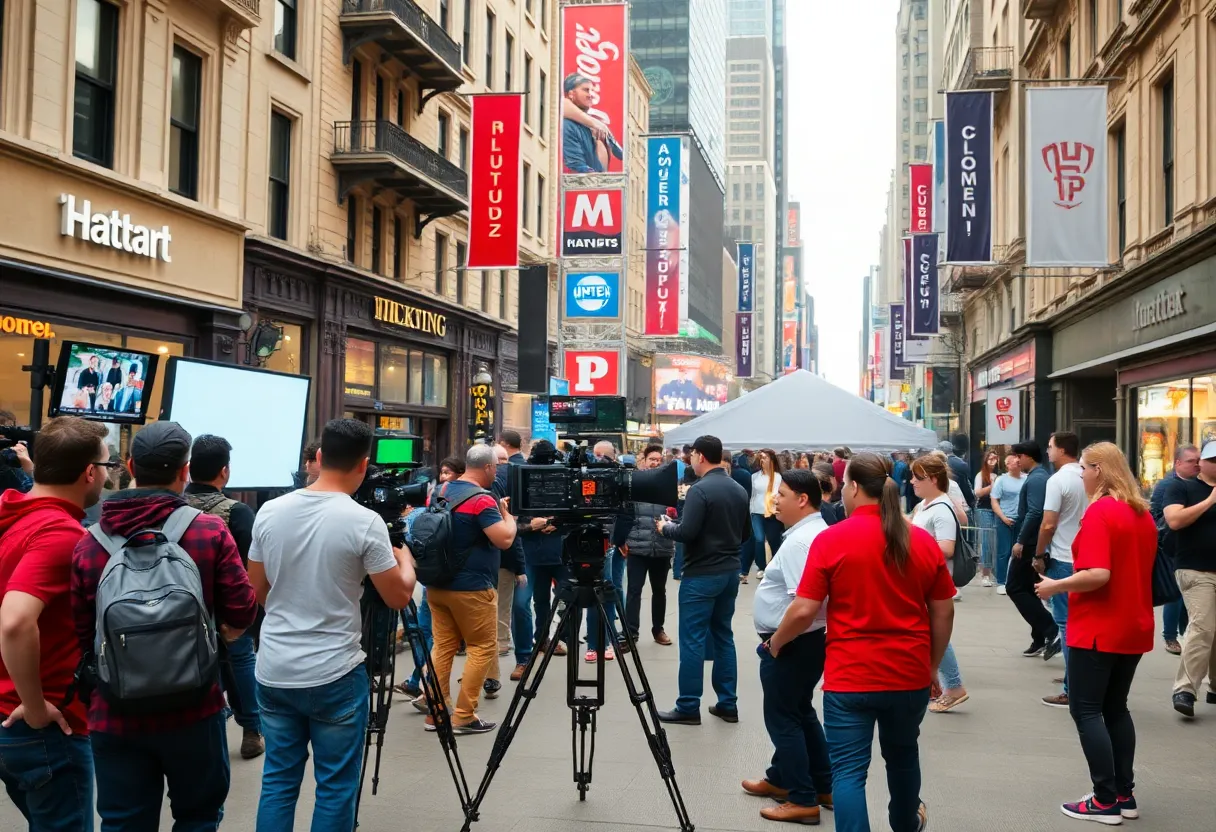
[49, 341, 160, 425]
[160, 357, 312, 491]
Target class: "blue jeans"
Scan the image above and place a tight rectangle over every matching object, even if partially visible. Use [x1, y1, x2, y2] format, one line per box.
[746, 514, 768, 575]
[938, 643, 964, 690]
[676, 571, 739, 714]
[256, 665, 371, 832]
[512, 572, 535, 664]
[1047, 559, 1074, 694]
[1163, 597, 1189, 641]
[223, 632, 261, 733]
[587, 548, 626, 652]
[406, 588, 434, 688]
[994, 519, 1014, 585]
[527, 562, 570, 642]
[92, 711, 229, 832]
[824, 689, 931, 832]
[759, 629, 832, 806]
[0, 721, 94, 832]
[673, 544, 684, 580]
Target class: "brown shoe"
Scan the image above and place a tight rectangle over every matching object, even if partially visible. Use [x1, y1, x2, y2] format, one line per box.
[760, 802, 820, 824]
[742, 779, 790, 799]
[240, 729, 265, 760]
[510, 664, 527, 681]
[1042, 692, 1069, 709]
[1165, 639, 1182, 655]
[654, 630, 673, 646]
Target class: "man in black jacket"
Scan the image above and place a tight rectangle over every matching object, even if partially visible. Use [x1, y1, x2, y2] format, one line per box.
[492, 433, 529, 682]
[612, 445, 676, 646]
[655, 435, 750, 725]
[938, 440, 975, 508]
[1008, 440, 1058, 656]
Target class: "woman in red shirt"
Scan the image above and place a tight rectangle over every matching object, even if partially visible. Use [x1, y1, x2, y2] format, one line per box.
[1035, 441, 1156, 826]
[768, 453, 955, 832]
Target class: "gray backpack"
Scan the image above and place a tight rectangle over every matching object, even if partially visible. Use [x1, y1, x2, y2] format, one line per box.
[87, 506, 219, 713]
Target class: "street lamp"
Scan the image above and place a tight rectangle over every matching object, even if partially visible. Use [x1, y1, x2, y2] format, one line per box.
[469, 365, 495, 443]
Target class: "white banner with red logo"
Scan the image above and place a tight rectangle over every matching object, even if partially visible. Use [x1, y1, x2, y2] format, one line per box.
[562, 349, 621, 395]
[468, 94, 522, 269]
[986, 389, 1020, 443]
[1026, 87, 1108, 266]
[909, 164, 933, 233]
[559, 3, 628, 175]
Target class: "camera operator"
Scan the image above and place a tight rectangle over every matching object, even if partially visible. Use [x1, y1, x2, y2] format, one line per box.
[0, 416, 109, 830]
[585, 440, 628, 661]
[612, 444, 676, 647]
[518, 440, 569, 657]
[655, 435, 751, 726]
[0, 410, 34, 495]
[492, 432, 530, 682]
[248, 419, 416, 832]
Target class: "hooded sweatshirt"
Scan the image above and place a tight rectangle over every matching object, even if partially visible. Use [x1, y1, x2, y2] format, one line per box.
[0, 490, 89, 733]
[71, 489, 257, 735]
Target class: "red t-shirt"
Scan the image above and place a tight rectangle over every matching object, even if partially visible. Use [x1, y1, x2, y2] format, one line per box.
[798, 504, 956, 692]
[0, 492, 89, 734]
[1067, 496, 1157, 655]
[833, 458, 847, 486]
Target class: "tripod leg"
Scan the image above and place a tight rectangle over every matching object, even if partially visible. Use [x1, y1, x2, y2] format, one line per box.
[462, 583, 580, 831]
[601, 586, 696, 832]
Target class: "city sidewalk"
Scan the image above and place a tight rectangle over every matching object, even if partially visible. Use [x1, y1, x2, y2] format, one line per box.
[3, 583, 1213, 831]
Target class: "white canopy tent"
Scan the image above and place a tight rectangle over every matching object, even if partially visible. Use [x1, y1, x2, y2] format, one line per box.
[662, 370, 939, 452]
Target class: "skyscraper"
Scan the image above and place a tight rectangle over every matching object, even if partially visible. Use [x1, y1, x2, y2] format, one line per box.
[728, 0, 773, 40]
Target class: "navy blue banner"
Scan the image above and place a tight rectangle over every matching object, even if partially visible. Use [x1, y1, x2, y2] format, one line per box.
[911, 234, 940, 335]
[945, 91, 994, 264]
[889, 303, 906, 379]
[736, 243, 754, 312]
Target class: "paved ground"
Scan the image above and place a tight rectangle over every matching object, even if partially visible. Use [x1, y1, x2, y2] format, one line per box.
[5, 580, 1215, 831]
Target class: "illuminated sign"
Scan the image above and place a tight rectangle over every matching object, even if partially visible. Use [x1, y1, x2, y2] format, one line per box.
[373, 297, 447, 337]
[0, 315, 57, 338]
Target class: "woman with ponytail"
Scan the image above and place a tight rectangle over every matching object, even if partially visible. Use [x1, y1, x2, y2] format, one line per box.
[766, 453, 956, 832]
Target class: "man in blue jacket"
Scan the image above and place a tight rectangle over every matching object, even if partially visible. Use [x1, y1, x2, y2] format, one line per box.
[1008, 440, 1058, 656]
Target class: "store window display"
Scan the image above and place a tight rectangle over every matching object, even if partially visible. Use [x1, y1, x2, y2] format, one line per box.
[1135, 376, 1216, 491]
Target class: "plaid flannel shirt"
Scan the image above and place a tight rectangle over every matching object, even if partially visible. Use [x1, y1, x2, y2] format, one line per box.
[71, 492, 257, 736]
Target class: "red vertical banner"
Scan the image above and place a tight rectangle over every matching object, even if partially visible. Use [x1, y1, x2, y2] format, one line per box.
[560, 3, 628, 175]
[468, 94, 523, 269]
[909, 163, 933, 233]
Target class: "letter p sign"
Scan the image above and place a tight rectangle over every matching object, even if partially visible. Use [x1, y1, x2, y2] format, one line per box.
[563, 350, 621, 395]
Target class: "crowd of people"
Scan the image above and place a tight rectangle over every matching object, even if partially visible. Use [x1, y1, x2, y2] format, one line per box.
[0, 412, 1212, 831]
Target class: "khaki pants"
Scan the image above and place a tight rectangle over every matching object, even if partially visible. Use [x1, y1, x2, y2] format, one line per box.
[496, 568, 515, 653]
[1173, 569, 1216, 697]
[428, 587, 499, 723]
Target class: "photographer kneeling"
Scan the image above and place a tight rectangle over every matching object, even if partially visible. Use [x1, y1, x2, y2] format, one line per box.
[248, 419, 416, 832]
[612, 444, 676, 646]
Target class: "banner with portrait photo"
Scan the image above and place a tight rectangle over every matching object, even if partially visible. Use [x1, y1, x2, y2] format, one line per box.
[653, 354, 730, 416]
[559, 3, 628, 175]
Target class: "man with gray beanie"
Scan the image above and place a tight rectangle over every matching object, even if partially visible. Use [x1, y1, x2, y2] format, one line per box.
[70, 421, 258, 829]
[938, 440, 976, 509]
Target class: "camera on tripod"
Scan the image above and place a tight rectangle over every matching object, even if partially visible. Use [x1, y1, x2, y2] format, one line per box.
[353, 432, 430, 547]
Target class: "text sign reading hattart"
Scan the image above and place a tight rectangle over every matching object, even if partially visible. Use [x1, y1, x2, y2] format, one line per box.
[60, 194, 173, 262]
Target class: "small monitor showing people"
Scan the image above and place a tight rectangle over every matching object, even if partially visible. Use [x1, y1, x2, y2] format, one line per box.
[50, 341, 159, 424]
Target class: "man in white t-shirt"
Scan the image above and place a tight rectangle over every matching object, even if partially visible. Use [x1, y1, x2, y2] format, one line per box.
[1034, 431, 1086, 709]
[247, 419, 417, 832]
[743, 469, 832, 825]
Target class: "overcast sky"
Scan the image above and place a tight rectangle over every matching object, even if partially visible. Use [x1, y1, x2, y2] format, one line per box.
[787, 0, 897, 392]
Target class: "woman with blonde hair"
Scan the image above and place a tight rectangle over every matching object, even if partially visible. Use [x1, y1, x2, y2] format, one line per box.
[1035, 442, 1156, 826]
[910, 453, 970, 713]
[745, 449, 784, 583]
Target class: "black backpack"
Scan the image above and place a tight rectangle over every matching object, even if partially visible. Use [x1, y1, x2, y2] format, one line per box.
[407, 484, 493, 587]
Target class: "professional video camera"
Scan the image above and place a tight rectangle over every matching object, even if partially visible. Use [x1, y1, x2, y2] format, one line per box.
[353, 435, 431, 546]
[0, 425, 35, 490]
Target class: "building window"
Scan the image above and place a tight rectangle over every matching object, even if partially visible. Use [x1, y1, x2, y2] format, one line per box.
[439, 0, 449, 31]
[274, 0, 296, 60]
[732, 183, 740, 200]
[499, 271, 508, 319]
[485, 10, 495, 83]
[437, 110, 450, 158]
[536, 173, 545, 238]
[540, 0, 546, 31]
[522, 162, 531, 231]
[435, 231, 447, 294]
[523, 53, 532, 124]
[169, 46, 201, 200]
[459, 126, 469, 170]
[397, 89, 405, 127]
[462, 0, 472, 66]
[1060, 28, 1071, 76]
[268, 112, 291, 240]
[1161, 73, 1174, 226]
[372, 206, 383, 274]
[351, 60, 362, 123]
[481, 270, 491, 312]
[347, 197, 359, 264]
[374, 73, 384, 121]
[1114, 125, 1126, 253]
[538, 70, 547, 134]
[73, 0, 118, 167]
[505, 32, 514, 91]
[455, 241, 466, 303]
[393, 215, 403, 279]
[1090, 0, 1099, 55]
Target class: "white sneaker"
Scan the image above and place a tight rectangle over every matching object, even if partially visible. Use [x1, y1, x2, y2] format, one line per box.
[996, 585, 1007, 596]
[757, 570, 765, 579]
[981, 576, 995, 588]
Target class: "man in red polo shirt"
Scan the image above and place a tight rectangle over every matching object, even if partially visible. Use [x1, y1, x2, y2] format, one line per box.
[767, 453, 955, 832]
[0, 416, 111, 830]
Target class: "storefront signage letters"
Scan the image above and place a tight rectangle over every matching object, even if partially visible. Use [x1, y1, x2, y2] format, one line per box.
[59, 194, 172, 262]
[373, 297, 447, 337]
[1132, 287, 1186, 331]
[0, 315, 56, 338]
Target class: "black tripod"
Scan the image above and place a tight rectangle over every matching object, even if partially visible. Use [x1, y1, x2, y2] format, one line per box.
[357, 590, 473, 826]
[461, 527, 694, 832]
